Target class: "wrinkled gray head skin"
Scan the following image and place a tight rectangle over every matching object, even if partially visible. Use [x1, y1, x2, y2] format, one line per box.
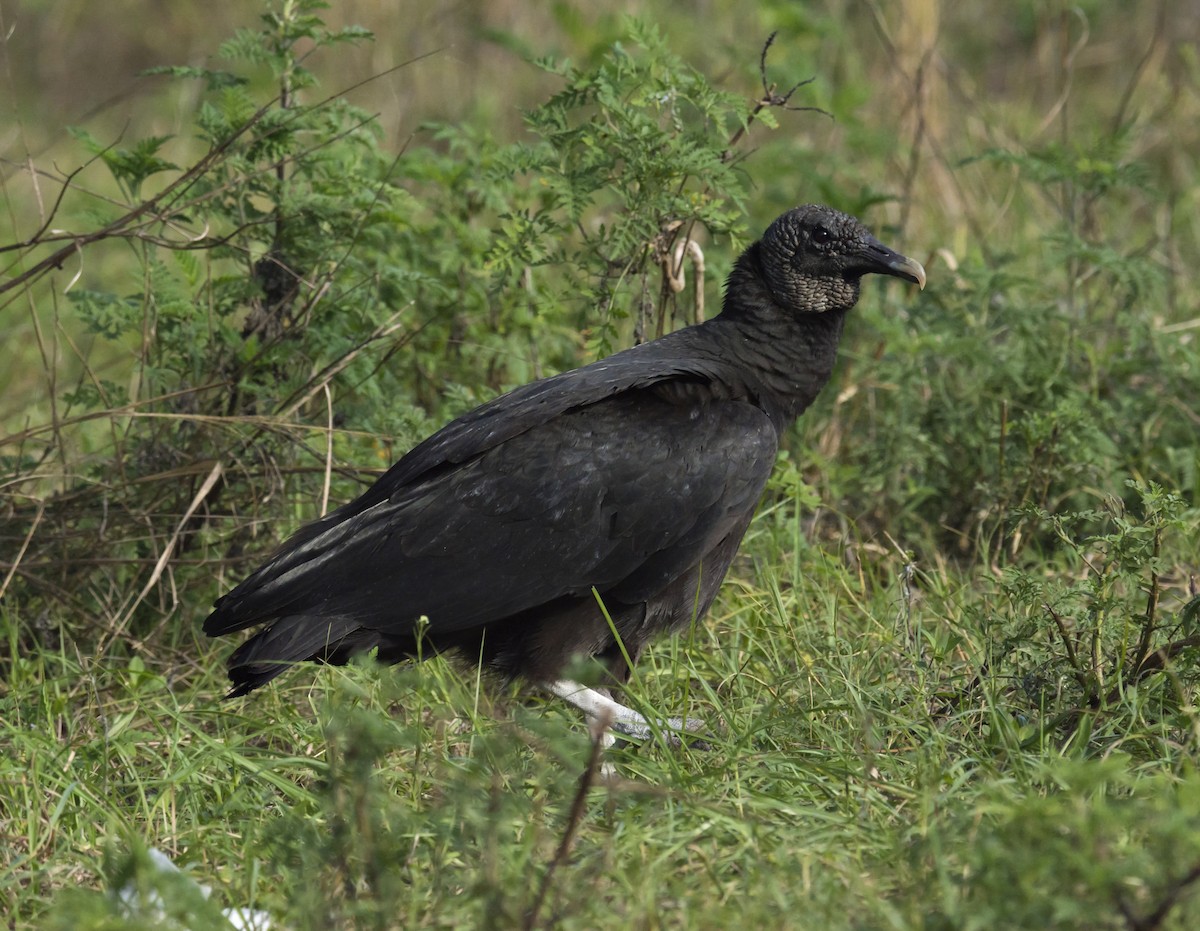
[758, 204, 926, 315]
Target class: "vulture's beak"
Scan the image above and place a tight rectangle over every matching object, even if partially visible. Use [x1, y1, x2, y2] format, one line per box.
[861, 237, 927, 290]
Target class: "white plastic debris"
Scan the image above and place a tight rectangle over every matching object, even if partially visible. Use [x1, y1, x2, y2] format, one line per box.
[116, 847, 274, 930]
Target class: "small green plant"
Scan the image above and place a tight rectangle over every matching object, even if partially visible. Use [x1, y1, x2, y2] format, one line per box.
[789, 126, 1196, 569]
[900, 758, 1200, 929]
[3, 0, 412, 660]
[992, 481, 1200, 751]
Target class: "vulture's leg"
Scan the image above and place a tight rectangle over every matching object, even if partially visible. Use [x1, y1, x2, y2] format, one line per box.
[547, 679, 705, 744]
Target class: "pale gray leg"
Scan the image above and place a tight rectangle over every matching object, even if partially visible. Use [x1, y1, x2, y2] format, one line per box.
[547, 679, 705, 743]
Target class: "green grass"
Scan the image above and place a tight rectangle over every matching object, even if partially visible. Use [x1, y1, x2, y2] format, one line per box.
[4, 1, 1200, 928]
[6, 528, 1200, 928]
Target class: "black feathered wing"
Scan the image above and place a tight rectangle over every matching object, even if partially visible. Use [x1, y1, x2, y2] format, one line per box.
[205, 333, 749, 633]
[220, 393, 771, 625]
[203, 337, 778, 687]
[207, 355, 706, 632]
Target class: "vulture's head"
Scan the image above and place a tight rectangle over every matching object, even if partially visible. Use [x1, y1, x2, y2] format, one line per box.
[757, 204, 925, 315]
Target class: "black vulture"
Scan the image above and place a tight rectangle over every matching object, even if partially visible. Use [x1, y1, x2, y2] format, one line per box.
[203, 205, 924, 737]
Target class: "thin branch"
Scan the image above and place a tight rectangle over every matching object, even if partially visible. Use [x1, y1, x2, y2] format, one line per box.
[320, 383, 333, 517]
[0, 97, 281, 296]
[757, 31, 821, 110]
[1110, 1, 1168, 135]
[1118, 859, 1200, 931]
[0, 382, 230, 449]
[523, 710, 610, 930]
[97, 461, 224, 654]
[1044, 602, 1092, 696]
[722, 32, 830, 161]
[273, 307, 411, 420]
[0, 156, 96, 257]
[0, 499, 45, 600]
[1132, 527, 1163, 671]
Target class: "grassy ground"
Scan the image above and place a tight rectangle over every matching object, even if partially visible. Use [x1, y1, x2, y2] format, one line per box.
[8, 541, 1200, 929]
[4, 1, 1200, 929]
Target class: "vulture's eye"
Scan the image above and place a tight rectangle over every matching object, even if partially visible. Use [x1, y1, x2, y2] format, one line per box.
[812, 225, 832, 245]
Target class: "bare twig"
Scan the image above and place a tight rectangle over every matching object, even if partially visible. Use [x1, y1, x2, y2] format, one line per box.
[0, 105, 388, 301]
[0, 499, 45, 600]
[523, 709, 611, 930]
[1132, 526, 1163, 671]
[0, 383, 229, 448]
[1110, 1, 1168, 135]
[0, 98, 281, 297]
[1036, 7, 1091, 138]
[1044, 602, 1092, 696]
[0, 156, 96, 257]
[1118, 859, 1200, 931]
[1105, 634, 1200, 708]
[320, 383, 334, 517]
[723, 32, 829, 161]
[98, 461, 224, 653]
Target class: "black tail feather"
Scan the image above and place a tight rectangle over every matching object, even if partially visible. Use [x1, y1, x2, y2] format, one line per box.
[224, 614, 365, 697]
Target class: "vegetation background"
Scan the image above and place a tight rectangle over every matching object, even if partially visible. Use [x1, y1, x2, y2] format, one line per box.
[3, 0, 1200, 928]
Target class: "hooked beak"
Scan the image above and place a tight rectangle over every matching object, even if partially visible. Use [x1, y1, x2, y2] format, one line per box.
[860, 236, 927, 290]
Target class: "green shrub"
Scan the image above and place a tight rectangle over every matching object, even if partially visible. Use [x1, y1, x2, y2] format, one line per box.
[1, 4, 798, 656]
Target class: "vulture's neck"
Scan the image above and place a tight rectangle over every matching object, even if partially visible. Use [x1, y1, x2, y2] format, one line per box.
[698, 245, 851, 431]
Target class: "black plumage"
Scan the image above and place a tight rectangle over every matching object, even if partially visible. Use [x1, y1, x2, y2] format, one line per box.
[204, 205, 924, 715]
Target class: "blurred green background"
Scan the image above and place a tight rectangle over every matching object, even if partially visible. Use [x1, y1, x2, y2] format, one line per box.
[4, 0, 1197, 421]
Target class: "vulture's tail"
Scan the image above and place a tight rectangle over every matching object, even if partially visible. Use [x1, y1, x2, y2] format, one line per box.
[223, 615, 367, 697]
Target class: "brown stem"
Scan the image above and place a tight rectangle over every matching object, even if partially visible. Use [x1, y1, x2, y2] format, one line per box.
[1133, 528, 1163, 671]
[1118, 859, 1200, 931]
[523, 713, 609, 929]
[1045, 602, 1092, 697]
